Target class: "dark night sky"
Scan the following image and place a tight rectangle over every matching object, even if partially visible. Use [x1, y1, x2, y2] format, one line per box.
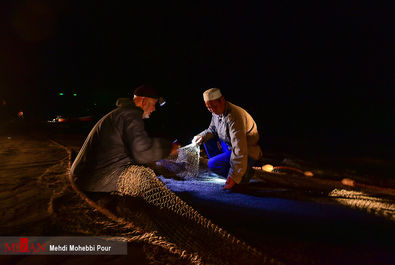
[1, 0, 394, 157]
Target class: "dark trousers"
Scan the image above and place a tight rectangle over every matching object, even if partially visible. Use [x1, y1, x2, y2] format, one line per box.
[203, 138, 256, 182]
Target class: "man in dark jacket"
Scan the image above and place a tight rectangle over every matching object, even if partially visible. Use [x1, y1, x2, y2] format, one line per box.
[70, 84, 179, 192]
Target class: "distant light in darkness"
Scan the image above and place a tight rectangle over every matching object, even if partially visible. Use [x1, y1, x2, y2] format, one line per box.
[73, 93, 77, 96]
[59, 92, 64, 96]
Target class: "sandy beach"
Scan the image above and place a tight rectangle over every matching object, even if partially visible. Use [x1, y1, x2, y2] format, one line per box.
[0, 125, 394, 265]
[0, 129, 172, 264]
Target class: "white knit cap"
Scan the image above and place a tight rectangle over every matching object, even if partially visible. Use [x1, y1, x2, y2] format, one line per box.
[203, 88, 222, 101]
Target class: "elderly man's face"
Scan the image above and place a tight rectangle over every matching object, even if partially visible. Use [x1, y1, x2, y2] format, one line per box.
[205, 97, 226, 115]
[142, 97, 158, 119]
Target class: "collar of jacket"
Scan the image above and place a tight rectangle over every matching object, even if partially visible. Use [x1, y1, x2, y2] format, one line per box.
[118, 100, 144, 114]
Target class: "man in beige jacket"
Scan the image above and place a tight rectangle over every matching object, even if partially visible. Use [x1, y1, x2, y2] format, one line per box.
[193, 88, 262, 190]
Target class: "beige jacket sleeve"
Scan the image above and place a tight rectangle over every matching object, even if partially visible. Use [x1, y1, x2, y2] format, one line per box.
[227, 113, 249, 184]
[198, 116, 217, 142]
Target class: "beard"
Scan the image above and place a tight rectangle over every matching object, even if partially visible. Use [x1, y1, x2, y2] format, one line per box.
[142, 112, 150, 119]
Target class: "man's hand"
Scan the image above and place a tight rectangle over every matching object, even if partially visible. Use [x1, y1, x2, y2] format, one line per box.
[223, 176, 236, 190]
[170, 141, 181, 156]
[192, 135, 203, 145]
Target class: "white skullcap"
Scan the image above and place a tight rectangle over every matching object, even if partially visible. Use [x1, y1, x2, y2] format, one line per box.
[203, 88, 222, 101]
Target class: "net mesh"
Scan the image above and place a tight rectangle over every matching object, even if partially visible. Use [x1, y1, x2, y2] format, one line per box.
[51, 139, 395, 265]
[329, 189, 395, 221]
[153, 143, 202, 180]
[115, 164, 280, 265]
[175, 143, 200, 179]
[58, 142, 282, 264]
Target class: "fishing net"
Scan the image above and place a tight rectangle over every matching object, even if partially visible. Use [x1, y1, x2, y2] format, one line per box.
[153, 143, 202, 180]
[329, 189, 395, 221]
[61, 140, 281, 264]
[115, 165, 278, 265]
[175, 143, 200, 179]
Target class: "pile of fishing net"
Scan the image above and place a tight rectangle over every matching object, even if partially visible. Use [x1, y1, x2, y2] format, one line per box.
[115, 164, 278, 265]
[113, 143, 281, 264]
[62, 140, 281, 264]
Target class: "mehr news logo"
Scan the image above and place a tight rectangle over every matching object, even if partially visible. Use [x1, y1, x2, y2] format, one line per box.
[1, 236, 127, 255]
[4, 238, 45, 253]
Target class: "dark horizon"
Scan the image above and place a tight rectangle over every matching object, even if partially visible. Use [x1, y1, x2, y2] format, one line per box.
[1, 0, 393, 158]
